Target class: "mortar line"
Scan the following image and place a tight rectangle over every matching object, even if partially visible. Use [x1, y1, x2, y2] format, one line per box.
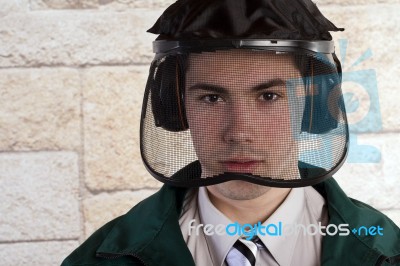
[77, 67, 87, 244]
[0, 238, 79, 245]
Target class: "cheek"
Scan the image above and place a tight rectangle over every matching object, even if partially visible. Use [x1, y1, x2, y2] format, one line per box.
[187, 114, 223, 142]
[185, 102, 223, 151]
[186, 98, 224, 132]
[255, 104, 292, 130]
[257, 118, 289, 140]
[254, 108, 297, 149]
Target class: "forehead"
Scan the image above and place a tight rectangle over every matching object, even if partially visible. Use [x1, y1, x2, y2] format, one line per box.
[186, 50, 301, 86]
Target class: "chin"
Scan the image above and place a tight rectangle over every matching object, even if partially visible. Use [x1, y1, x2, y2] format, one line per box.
[211, 180, 272, 201]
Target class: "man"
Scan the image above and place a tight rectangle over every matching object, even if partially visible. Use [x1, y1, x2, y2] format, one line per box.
[62, 0, 400, 265]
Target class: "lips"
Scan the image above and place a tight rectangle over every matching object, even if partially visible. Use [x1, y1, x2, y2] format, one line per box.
[220, 159, 262, 173]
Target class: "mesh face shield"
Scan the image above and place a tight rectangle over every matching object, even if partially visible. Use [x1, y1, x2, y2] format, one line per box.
[140, 40, 349, 188]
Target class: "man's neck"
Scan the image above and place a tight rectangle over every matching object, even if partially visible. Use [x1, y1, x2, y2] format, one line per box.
[206, 185, 291, 225]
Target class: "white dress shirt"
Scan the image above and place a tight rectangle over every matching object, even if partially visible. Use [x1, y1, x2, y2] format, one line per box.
[179, 186, 328, 266]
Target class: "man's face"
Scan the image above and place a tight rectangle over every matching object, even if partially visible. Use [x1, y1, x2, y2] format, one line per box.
[185, 50, 304, 182]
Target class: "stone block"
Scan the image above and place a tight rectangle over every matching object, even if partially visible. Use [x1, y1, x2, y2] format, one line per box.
[0, 241, 78, 266]
[83, 189, 157, 237]
[380, 209, 400, 227]
[0, 10, 162, 67]
[30, 0, 98, 9]
[0, 68, 81, 151]
[315, 0, 400, 5]
[82, 66, 161, 191]
[28, 0, 400, 10]
[0, 152, 80, 241]
[0, 0, 28, 17]
[335, 133, 400, 210]
[30, 0, 175, 10]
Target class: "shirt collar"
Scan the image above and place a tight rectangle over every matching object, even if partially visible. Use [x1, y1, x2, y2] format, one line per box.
[198, 186, 239, 266]
[198, 186, 306, 266]
[259, 187, 306, 266]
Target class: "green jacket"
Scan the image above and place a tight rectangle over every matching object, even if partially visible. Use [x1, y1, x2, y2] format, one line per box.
[62, 178, 400, 266]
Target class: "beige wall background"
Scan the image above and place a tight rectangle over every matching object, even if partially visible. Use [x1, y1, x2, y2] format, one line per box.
[0, 0, 399, 265]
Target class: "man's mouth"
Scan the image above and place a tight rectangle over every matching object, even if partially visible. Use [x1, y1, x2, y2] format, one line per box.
[220, 159, 262, 173]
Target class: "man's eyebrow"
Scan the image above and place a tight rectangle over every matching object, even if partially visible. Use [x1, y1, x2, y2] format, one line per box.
[251, 79, 286, 91]
[187, 84, 228, 94]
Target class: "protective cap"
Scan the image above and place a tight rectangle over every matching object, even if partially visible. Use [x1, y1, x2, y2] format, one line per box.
[148, 0, 344, 40]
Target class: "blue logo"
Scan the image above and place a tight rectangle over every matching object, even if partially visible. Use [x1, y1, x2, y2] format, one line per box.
[351, 225, 384, 236]
[339, 39, 382, 163]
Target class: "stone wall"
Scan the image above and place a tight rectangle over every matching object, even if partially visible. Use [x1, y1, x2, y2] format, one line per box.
[0, 0, 399, 265]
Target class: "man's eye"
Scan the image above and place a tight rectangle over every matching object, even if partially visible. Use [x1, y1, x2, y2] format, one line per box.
[201, 94, 223, 103]
[259, 92, 279, 101]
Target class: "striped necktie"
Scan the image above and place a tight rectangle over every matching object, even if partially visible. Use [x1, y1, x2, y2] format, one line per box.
[225, 237, 264, 266]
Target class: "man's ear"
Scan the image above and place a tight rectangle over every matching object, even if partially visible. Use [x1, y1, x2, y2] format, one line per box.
[301, 58, 342, 134]
[150, 55, 188, 132]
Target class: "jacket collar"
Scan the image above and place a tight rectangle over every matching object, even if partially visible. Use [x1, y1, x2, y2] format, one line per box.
[96, 185, 195, 266]
[314, 178, 400, 265]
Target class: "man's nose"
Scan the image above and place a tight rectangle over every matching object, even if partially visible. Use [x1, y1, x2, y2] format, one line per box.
[222, 102, 255, 143]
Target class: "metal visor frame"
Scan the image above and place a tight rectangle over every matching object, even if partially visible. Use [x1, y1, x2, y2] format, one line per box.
[153, 39, 335, 57]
